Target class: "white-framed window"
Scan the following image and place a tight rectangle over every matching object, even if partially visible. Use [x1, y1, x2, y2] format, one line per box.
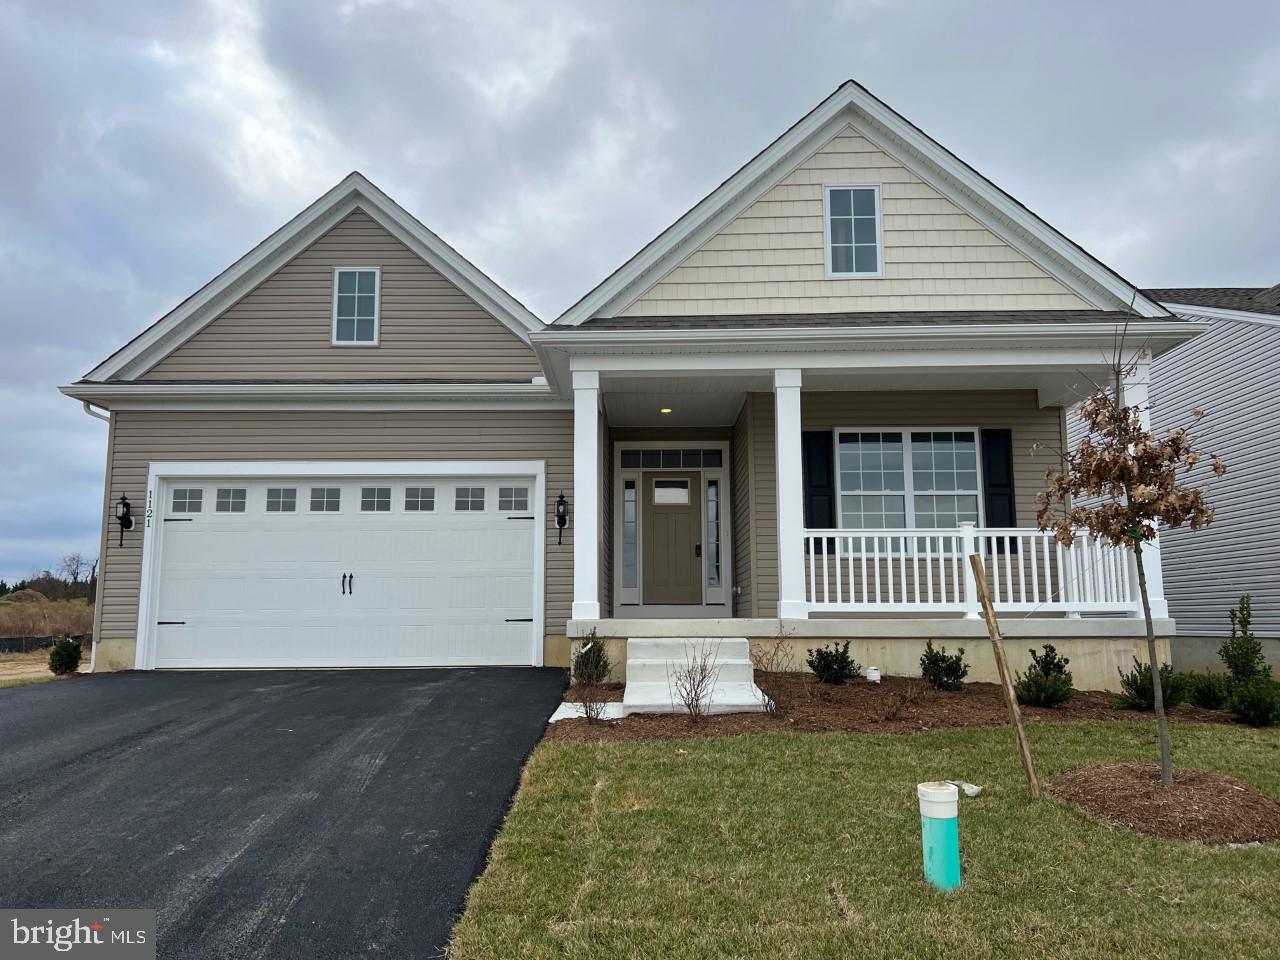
[621, 479, 637, 589]
[266, 487, 297, 512]
[498, 486, 529, 511]
[310, 487, 341, 512]
[171, 488, 202, 513]
[215, 487, 247, 513]
[405, 487, 435, 511]
[455, 487, 485, 511]
[835, 429, 982, 529]
[706, 478, 721, 587]
[360, 486, 391, 512]
[332, 267, 380, 345]
[652, 478, 690, 505]
[825, 185, 882, 278]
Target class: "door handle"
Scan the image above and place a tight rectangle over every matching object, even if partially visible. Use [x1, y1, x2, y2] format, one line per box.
[695, 542, 702, 558]
[341, 573, 348, 595]
[348, 572, 354, 595]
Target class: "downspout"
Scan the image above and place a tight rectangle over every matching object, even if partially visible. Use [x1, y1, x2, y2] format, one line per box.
[79, 401, 110, 672]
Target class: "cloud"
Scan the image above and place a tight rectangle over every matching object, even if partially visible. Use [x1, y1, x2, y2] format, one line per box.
[1, 0, 1278, 581]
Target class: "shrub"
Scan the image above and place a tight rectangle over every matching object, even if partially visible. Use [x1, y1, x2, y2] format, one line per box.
[571, 630, 611, 686]
[1014, 644, 1075, 707]
[920, 640, 969, 691]
[48, 636, 81, 676]
[806, 640, 862, 685]
[1228, 678, 1280, 728]
[1115, 658, 1186, 711]
[1185, 671, 1232, 710]
[1218, 594, 1270, 684]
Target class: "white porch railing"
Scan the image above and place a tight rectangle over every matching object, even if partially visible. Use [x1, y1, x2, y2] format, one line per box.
[802, 524, 1139, 617]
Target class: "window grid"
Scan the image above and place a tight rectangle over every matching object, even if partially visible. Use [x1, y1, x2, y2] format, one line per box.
[836, 429, 981, 530]
[827, 186, 880, 276]
[215, 488, 247, 513]
[171, 488, 202, 513]
[360, 486, 392, 512]
[622, 480, 637, 589]
[498, 486, 529, 511]
[266, 488, 297, 512]
[333, 268, 378, 343]
[405, 487, 435, 511]
[310, 487, 341, 512]
[454, 487, 485, 511]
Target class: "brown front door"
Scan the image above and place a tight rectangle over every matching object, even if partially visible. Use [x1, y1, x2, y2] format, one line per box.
[642, 472, 702, 605]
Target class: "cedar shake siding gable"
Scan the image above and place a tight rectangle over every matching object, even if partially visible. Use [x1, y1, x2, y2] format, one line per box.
[141, 209, 542, 382]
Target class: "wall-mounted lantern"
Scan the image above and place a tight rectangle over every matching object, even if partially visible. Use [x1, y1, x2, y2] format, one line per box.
[115, 494, 134, 547]
[555, 492, 568, 545]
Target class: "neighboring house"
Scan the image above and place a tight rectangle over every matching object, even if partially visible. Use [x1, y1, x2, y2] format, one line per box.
[1141, 286, 1280, 671]
[63, 81, 1203, 694]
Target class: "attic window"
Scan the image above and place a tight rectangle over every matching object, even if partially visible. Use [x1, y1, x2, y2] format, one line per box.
[825, 186, 882, 278]
[332, 267, 380, 344]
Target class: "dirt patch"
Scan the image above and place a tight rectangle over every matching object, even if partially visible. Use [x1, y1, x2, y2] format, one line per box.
[0, 650, 54, 682]
[1052, 763, 1280, 844]
[563, 682, 624, 703]
[545, 673, 1231, 743]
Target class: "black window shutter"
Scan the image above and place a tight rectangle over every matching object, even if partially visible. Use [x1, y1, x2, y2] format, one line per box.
[980, 428, 1017, 528]
[801, 431, 835, 530]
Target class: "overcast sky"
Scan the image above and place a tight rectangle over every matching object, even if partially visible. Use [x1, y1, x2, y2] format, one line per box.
[2, 0, 1278, 583]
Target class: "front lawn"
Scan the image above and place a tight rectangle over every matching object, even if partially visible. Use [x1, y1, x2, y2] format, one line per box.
[450, 722, 1280, 960]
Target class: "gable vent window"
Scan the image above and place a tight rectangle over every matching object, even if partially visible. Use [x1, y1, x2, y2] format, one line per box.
[826, 186, 881, 277]
[332, 267, 380, 344]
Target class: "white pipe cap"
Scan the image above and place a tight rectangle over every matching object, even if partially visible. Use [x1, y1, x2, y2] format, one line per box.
[917, 780, 959, 820]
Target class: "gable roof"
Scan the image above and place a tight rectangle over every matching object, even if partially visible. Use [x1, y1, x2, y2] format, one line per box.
[85, 172, 545, 382]
[1146, 285, 1280, 320]
[555, 79, 1168, 326]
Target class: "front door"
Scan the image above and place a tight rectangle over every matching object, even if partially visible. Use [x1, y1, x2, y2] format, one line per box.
[642, 472, 702, 604]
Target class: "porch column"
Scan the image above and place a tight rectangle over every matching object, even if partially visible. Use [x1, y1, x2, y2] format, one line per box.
[1121, 361, 1168, 619]
[572, 369, 601, 620]
[774, 368, 808, 618]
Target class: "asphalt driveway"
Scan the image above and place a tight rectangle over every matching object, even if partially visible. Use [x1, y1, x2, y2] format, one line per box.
[0, 668, 565, 959]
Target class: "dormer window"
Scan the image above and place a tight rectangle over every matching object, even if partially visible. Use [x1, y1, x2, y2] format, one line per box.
[825, 185, 881, 278]
[332, 267, 380, 345]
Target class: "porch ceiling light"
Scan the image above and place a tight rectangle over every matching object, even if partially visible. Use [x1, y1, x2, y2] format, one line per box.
[659, 407, 673, 414]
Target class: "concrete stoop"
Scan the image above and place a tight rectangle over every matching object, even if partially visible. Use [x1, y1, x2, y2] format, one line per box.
[622, 638, 768, 715]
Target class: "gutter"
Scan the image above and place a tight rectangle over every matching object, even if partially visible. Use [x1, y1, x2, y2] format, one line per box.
[76, 401, 111, 674]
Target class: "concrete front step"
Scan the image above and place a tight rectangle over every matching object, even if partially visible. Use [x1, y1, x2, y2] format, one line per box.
[626, 637, 750, 661]
[622, 637, 767, 716]
[625, 657, 755, 684]
[622, 681, 768, 716]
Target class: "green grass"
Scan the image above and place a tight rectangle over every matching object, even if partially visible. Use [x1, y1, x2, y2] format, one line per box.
[0, 674, 59, 689]
[450, 722, 1280, 960]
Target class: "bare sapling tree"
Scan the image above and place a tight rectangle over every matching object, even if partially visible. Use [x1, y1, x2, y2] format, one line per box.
[669, 640, 723, 722]
[1036, 335, 1225, 786]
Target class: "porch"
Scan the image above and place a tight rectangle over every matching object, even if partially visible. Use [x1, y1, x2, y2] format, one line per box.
[553, 322, 1180, 690]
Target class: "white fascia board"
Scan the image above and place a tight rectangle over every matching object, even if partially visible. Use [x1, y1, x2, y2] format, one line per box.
[556, 82, 1165, 325]
[533, 319, 1204, 357]
[1161, 303, 1280, 329]
[58, 381, 570, 411]
[86, 173, 545, 382]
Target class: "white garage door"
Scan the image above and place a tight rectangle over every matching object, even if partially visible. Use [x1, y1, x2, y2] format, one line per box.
[150, 473, 539, 668]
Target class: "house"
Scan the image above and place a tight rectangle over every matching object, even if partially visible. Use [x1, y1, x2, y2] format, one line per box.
[1140, 286, 1280, 671]
[62, 81, 1203, 699]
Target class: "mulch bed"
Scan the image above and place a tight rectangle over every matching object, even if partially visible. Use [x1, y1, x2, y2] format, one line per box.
[548, 672, 1232, 744]
[564, 682, 624, 703]
[1051, 763, 1280, 844]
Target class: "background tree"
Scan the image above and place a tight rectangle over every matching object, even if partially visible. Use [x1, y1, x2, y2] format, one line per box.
[58, 552, 87, 586]
[1037, 342, 1224, 786]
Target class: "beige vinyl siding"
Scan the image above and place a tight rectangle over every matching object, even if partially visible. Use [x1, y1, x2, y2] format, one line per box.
[748, 390, 1065, 617]
[142, 209, 541, 381]
[620, 129, 1091, 317]
[731, 400, 754, 617]
[95, 409, 572, 665]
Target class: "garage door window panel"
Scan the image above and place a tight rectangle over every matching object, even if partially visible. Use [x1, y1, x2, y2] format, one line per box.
[310, 487, 341, 512]
[266, 488, 297, 512]
[498, 486, 529, 511]
[361, 487, 392, 512]
[171, 488, 202, 513]
[405, 487, 435, 511]
[455, 487, 485, 511]
[215, 488, 247, 513]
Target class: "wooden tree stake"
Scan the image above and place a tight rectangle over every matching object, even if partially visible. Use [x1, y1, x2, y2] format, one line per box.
[968, 553, 1041, 799]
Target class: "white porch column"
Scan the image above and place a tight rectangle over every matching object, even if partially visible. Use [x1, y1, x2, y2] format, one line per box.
[774, 368, 808, 618]
[1121, 360, 1168, 619]
[572, 369, 601, 620]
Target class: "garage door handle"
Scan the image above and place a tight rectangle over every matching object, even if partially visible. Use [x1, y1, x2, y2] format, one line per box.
[341, 573, 348, 595]
[348, 572, 354, 594]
